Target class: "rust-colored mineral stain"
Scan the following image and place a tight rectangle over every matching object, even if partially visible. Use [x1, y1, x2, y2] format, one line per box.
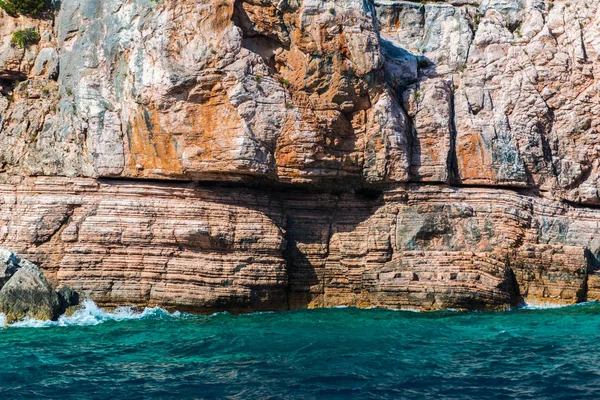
[422, 136, 443, 165]
[186, 95, 242, 168]
[457, 133, 494, 181]
[125, 106, 184, 177]
[212, 1, 232, 31]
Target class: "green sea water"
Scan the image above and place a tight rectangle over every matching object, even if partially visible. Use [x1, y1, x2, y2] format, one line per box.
[2, 300, 600, 399]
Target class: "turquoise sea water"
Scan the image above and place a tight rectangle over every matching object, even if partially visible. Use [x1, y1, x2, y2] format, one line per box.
[2, 301, 600, 399]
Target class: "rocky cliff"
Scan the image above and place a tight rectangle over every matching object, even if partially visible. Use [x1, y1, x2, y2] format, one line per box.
[1, 0, 600, 311]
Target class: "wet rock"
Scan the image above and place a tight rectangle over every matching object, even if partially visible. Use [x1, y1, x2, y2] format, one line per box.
[58, 286, 80, 313]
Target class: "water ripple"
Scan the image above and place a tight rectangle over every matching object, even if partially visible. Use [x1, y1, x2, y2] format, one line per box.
[2, 302, 600, 398]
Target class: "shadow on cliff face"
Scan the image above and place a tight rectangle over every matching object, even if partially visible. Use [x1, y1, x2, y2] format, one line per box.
[282, 190, 386, 309]
[0, 74, 26, 97]
[586, 249, 600, 272]
[380, 39, 463, 186]
[503, 255, 526, 307]
[94, 179, 386, 311]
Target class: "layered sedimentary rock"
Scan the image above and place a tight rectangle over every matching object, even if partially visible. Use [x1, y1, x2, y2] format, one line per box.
[2, 0, 600, 311]
[1, 177, 599, 311]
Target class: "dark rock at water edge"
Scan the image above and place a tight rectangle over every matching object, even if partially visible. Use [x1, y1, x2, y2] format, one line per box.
[58, 285, 80, 314]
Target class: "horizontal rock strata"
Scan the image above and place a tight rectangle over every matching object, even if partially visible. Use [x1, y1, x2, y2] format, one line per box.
[1, 177, 599, 311]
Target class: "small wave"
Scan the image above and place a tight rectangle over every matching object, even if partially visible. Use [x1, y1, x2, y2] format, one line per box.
[397, 307, 422, 313]
[522, 302, 567, 310]
[2, 299, 182, 329]
[521, 301, 600, 310]
[387, 307, 421, 313]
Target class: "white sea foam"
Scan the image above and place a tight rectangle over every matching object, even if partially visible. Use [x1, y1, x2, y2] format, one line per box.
[521, 301, 599, 310]
[2, 299, 597, 329]
[2, 299, 180, 329]
[522, 302, 573, 310]
[387, 307, 421, 313]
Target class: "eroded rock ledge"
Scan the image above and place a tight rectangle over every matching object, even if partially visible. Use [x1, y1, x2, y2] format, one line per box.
[0, 177, 598, 312]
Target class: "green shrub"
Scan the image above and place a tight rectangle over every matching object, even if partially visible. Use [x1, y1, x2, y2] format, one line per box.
[514, 27, 521, 38]
[0, 0, 46, 16]
[11, 29, 40, 48]
[414, 90, 421, 102]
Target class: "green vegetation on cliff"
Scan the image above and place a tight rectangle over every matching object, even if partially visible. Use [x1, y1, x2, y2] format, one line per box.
[11, 28, 40, 48]
[0, 0, 46, 16]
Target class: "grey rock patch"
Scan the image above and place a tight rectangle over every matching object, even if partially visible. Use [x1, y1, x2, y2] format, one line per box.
[0, 249, 80, 324]
[0, 264, 62, 323]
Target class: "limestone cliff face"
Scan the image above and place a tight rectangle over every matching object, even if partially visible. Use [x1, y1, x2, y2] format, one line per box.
[1, 0, 600, 311]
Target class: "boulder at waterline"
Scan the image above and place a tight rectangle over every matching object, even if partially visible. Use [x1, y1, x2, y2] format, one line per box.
[0, 263, 63, 323]
[0, 249, 81, 323]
